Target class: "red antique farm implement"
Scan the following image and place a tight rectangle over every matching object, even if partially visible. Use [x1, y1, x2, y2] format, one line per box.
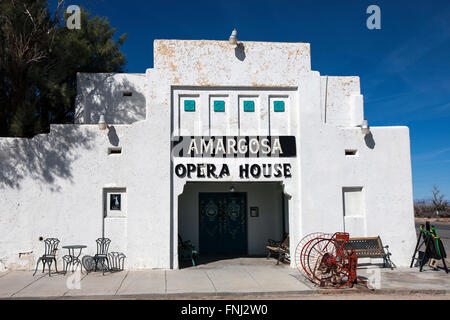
[295, 232, 369, 289]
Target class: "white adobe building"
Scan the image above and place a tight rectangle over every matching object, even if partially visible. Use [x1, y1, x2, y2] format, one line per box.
[0, 37, 417, 271]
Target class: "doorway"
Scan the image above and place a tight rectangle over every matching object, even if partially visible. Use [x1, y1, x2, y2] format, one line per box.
[177, 181, 290, 268]
[199, 192, 247, 255]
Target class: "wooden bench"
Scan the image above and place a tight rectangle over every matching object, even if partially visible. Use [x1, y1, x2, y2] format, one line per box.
[266, 234, 290, 265]
[345, 236, 394, 269]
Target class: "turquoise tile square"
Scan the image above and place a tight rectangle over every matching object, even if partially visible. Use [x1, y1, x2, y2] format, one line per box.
[274, 100, 285, 112]
[243, 100, 255, 112]
[214, 100, 225, 112]
[184, 100, 195, 112]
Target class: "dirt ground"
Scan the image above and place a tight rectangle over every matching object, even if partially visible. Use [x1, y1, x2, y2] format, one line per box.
[135, 293, 450, 300]
[415, 217, 450, 223]
[55, 292, 450, 300]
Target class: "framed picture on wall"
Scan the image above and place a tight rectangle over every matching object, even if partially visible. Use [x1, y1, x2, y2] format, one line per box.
[104, 188, 126, 217]
[110, 194, 121, 211]
[250, 207, 259, 217]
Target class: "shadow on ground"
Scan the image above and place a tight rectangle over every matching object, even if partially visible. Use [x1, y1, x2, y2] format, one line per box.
[179, 255, 288, 269]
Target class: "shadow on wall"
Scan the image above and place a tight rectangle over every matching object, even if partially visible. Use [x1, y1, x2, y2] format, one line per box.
[235, 43, 246, 61]
[0, 125, 95, 191]
[0, 74, 144, 191]
[364, 132, 376, 149]
[75, 74, 146, 125]
[107, 126, 119, 146]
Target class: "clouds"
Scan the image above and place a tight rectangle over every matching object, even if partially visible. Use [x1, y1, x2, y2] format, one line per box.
[379, 6, 450, 75]
[413, 147, 450, 162]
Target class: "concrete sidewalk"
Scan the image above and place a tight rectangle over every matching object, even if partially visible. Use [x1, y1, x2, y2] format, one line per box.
[0, 258, 449, 299]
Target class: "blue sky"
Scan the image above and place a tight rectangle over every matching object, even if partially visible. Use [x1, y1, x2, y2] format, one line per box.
[51, 0, 450, 200]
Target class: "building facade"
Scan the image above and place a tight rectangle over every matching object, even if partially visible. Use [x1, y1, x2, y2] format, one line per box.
[0, 39, 417, 271]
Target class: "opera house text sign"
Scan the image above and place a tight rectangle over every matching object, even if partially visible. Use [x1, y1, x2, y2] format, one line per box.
[171, 136, 296, 179]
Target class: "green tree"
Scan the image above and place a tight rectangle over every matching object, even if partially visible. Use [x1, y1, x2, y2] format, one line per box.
[0, 0, 126, 137]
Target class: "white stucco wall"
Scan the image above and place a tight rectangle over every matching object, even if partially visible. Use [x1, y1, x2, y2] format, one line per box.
[0, 38, 416, 271]
[320, 76, 364, 126]
[299, 71, 416, 265]
[75, 73, 146, 125]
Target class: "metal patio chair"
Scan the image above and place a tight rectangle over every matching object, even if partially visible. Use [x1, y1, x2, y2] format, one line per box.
[33, 238, 60, 276]
[178, 235, 198, 267]
[93, 237, 111, 275]
[82, 255, 95, 272]
[108, 252, 126, 272]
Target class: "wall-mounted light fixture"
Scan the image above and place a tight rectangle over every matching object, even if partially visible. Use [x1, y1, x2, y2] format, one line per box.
[229, 185, 235, 192]
[229, 29, 238, 45]
[361, 119, 370, 135]
[99, 114, 108, 130]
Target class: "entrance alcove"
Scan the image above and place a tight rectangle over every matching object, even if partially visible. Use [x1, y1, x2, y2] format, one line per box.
[177, 181, 290, 268]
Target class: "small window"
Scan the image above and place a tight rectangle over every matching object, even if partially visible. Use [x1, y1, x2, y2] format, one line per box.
[274, 101, 285, 112]
[108, 147, 122, 155]
[243, 100, 255, 112]
[122, 91, 132, 97]
[345, 149, 358, 156]
[214, 100, 225, 112]
[184, 100, 195, 112]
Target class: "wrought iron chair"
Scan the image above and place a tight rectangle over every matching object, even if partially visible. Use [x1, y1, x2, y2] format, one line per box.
[62, 255, 74, 274]
[82, 255, 95, 272]
[33, 238, 60, 276]
[93, 237, 111, 275]
[108, 252, 126, 272]
[178, 235, 198, 267]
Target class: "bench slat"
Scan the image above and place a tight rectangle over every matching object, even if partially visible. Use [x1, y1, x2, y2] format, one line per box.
[345, 237, 389, 259]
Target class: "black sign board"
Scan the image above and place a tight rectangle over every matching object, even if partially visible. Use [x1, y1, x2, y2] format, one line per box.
[171, 136, 296, 158]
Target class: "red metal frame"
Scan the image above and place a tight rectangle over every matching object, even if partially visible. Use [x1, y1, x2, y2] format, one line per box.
[295, 232, 369, 289]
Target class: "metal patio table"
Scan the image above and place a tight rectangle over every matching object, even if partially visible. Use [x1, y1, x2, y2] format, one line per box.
[62, 245, 87, 274]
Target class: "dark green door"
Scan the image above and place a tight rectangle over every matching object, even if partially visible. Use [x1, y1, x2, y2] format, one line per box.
[199, 193, 247, 255]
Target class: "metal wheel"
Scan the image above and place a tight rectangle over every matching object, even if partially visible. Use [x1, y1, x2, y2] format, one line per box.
[294, 232, 332, 279]
[296, 232, 359, 289]
[306, 238, 353, 288]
